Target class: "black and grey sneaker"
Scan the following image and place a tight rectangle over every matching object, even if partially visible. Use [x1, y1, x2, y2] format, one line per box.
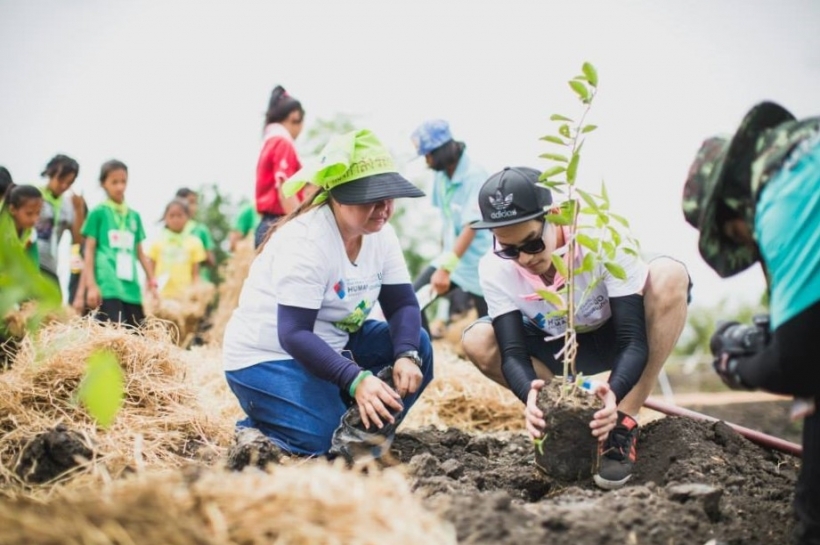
[594, 411, 640, 490]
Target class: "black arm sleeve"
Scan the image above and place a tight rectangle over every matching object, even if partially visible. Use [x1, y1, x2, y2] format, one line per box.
[492, 311, 536, 403]
[606, 294, 649, 403]
[737, 300, 820, 397]
[378, 283, 421, 357]
[277, 305, 361, 390]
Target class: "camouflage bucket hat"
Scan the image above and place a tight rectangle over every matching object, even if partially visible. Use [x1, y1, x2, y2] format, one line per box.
[682, 101, 795, 277]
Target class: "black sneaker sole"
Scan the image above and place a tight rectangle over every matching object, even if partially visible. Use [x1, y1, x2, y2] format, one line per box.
[593, 473, 632, 490]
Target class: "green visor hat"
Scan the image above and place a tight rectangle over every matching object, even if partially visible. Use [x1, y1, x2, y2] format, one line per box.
[283, 129, 425, 205]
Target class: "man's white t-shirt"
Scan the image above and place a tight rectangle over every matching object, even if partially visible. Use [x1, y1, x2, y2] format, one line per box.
[479, 239, 648, 336]
[223, 205, 411, 371]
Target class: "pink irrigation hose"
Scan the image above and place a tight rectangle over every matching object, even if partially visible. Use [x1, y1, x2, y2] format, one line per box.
[643, 398, 803, 458]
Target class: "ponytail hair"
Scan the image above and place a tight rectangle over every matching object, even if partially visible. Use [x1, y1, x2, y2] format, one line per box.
[256, 192, 326, 253]
[264, 85, 304, 126]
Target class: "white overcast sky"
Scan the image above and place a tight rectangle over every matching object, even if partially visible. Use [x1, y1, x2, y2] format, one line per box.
[2, 0, 819, 309]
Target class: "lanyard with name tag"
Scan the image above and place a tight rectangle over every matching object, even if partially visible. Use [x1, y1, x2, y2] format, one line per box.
[106, 205, 136, 281]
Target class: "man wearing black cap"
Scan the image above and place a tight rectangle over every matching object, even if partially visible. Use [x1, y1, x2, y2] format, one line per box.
[462, 166, 690, 490]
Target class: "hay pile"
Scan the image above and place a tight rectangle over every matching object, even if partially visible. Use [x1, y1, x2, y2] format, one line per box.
[182, 344, 244, 426]
[206, 241, 255, 345]
[0, 318, 232, 490]
[144, 282, 217, 348]
[402, 342, 525, 432]
[0, 463, 456, 545]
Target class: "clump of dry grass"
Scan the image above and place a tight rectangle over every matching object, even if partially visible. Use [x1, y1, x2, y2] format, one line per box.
[0, 317, 233, 492]
[402, 342, 525, 432]
[205, 241, 255, 346]
[0, 463, 457, 545]
[144, 282, 217, 347]
[2, 302, 74, 341]
[182, 344, 244, 427]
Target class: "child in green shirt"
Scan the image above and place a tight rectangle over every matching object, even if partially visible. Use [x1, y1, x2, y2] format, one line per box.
[1, 184, 43, 268]
[81, 160, 157, 327]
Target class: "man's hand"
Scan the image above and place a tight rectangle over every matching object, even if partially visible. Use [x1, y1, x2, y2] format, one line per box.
[525, 380, 547, 440]
[589, 382, 618, 442]
[713, 353, 754, 390]
[430, 268, 451, 295]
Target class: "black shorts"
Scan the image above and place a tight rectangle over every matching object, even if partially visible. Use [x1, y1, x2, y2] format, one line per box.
[472, 315, 616, 377]
[96, 299, 145, 328]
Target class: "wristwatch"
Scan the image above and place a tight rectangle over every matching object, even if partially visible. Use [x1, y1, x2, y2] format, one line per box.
[396, 350, 423, 368]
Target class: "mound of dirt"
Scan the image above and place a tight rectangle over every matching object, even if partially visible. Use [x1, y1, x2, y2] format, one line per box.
[393, 416, 799, 544]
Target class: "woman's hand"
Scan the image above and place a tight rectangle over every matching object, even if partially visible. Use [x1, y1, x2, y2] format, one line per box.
[430, 268, 451, 295]
[525, 379, 547, 440]
[354, 375, 404, 430]
[589, 382, 618, 442]
[393, 358, 423, 397]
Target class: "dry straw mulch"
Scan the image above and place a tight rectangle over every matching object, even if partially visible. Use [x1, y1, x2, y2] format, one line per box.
[0, 317, 232, 493]
[402, 341, 525, 433]
[144, 281, 217, 348]
[0, 463, 456, 545]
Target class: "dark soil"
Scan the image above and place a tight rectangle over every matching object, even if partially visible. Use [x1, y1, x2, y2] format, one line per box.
[15, 424, 93, 484]
[392, 416, 800, 545]
[534, 381, 602, 482]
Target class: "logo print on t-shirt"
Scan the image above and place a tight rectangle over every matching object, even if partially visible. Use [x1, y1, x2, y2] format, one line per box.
[333, 299, 373, 333]
[532, 312, 547, 329]
[333, 280, 347, 299]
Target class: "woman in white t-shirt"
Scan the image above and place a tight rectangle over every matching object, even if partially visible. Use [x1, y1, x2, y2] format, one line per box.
[223, 129, 431, 458]
[462, 167, 690, 490]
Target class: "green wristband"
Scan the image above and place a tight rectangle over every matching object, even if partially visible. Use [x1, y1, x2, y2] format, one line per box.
[348, 370, 373, 397]
[439, 251, 460, 273]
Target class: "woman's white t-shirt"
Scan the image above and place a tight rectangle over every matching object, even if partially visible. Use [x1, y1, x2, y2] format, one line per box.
[223, 205, 410, 371]
[479, 241, 648, 336]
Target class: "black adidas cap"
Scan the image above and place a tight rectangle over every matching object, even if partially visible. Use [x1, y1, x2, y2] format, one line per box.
[471, 167, 553, 229]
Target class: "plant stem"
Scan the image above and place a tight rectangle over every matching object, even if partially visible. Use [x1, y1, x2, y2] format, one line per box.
[562, 87, 597, 382]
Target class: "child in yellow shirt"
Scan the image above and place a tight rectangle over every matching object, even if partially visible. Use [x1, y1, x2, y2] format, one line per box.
[147, 199, 206, 299]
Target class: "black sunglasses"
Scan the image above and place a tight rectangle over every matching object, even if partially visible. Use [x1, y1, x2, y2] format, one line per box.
[493, 223, 548, 260]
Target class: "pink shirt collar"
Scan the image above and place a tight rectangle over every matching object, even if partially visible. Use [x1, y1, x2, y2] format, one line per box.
[514, 226, 581, 301]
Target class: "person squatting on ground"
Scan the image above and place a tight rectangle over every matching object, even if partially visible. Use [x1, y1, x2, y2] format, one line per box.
[35, 154, 84, 300]
[254, 84, 310, 248]
[80, 160, 157, 327]
[222, 129, 434, 458]
[146, 199, 206, 300]
[410, 119, 491, 333]
[0, 184, 43, 268]
[683, 101, 820, 544]
[461, 166, 690, 490]
[174, 187, 215, 283]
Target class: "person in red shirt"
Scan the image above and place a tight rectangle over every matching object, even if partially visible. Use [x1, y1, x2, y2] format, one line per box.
[254, 85, 308, 247]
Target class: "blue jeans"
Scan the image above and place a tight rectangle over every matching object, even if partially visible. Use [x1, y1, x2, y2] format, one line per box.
[225, 320, 434, 456]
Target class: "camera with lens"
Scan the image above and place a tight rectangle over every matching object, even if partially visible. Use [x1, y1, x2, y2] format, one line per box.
[710, 314, 771, 357]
